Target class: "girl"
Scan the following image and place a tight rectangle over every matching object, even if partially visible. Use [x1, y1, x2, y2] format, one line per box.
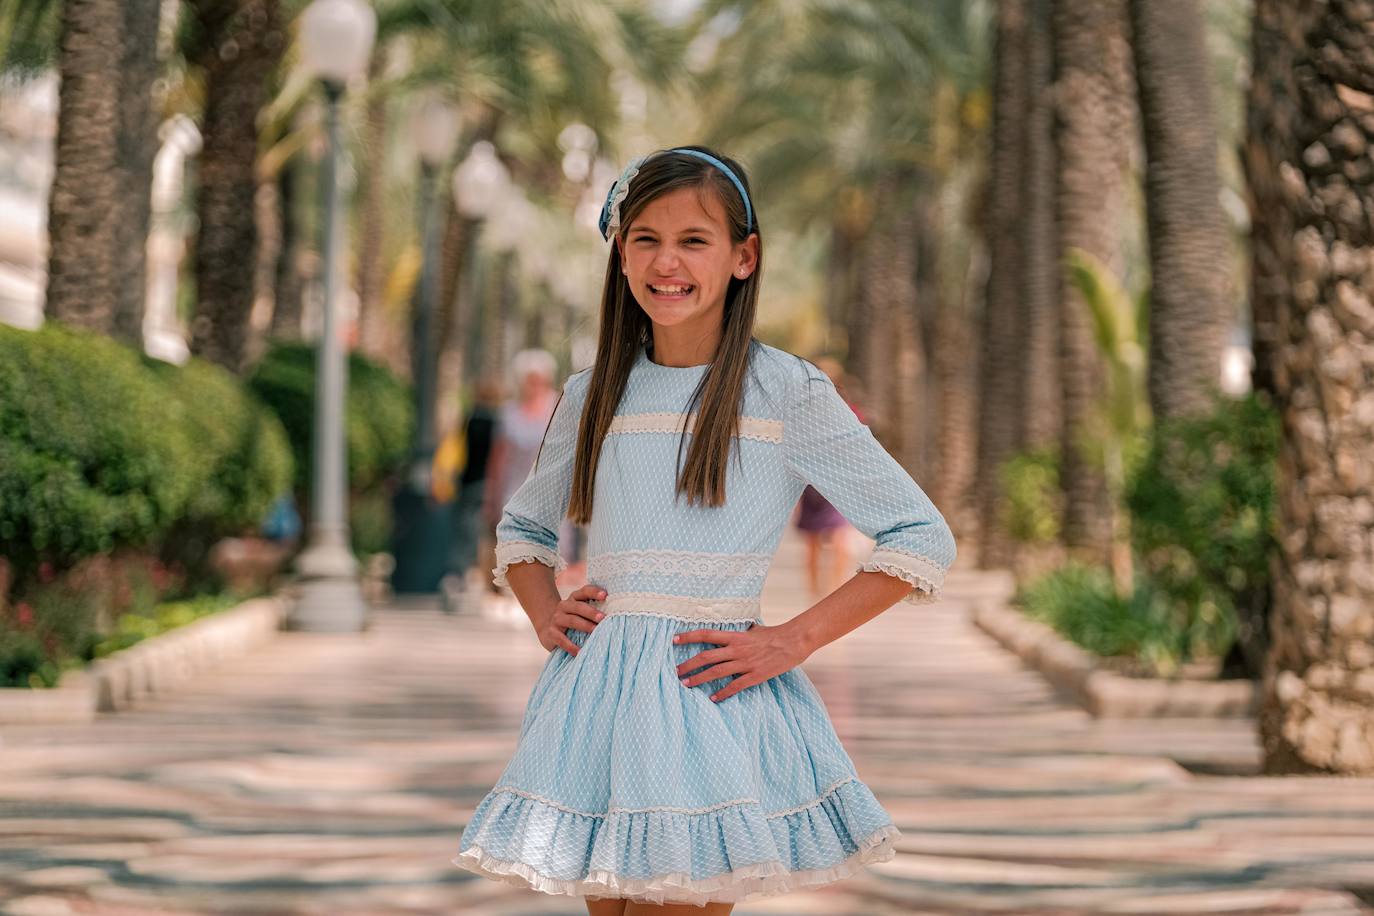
[452, 146, 957, 913]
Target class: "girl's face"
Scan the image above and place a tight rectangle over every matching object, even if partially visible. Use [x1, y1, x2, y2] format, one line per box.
[617, 186, 758, 332]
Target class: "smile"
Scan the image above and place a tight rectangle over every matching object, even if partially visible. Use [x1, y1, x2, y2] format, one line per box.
[648, 283, 695, 298]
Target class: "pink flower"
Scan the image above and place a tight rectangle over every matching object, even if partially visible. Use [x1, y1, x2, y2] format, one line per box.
[38, 562, 55, 584]
[15, 603, 34, 627]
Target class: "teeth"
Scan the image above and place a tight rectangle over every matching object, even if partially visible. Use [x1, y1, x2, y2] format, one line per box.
[651, 284, 691, 294]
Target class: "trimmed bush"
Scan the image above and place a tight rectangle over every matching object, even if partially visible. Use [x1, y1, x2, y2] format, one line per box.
[0, 324, 294, 583]
[1125, 390, 1279, 678]
[247, 339, 413, 497]
[0, 324, 200, 568]
[1000, 447, 1061, 545]
[0, 323, 294, 686]
[1014, 562, 1235, 677]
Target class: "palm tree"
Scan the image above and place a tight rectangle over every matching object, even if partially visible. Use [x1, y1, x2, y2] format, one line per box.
[42, 0, 162, 348]
[1128, 0, 1229, 422]
[1052, 0, 1135, 561]
[693, 0, 989, 504]
[184, 0, 288, 374]
[976, 0, 1030, 568]
[1018, 0, 1058, 452]
[1250, 3, 1374, 777]
[1242, 0, 1299, 401]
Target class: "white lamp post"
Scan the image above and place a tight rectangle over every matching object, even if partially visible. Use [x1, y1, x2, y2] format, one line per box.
[451, 141, 510, 220]
[390, 92, 459, 594]
[288, 0, 376, 633]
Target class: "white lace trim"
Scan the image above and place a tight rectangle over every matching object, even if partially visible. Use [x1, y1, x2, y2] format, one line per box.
[856, 547, 945, 605]
[594, 591, 763, 621]
[452, 822, 900, 905]
[492, 540, 568, 589]
[608, 411, 784, 443]
[590, 548, 774, 580]
[485, 774, 861, 820]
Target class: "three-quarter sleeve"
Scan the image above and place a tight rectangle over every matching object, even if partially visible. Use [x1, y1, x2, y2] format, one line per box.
[491, 370, 591, 589]
[782, 361, 957, 604]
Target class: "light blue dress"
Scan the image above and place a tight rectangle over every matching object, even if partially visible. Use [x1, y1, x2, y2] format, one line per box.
[452, 339, 957, 906]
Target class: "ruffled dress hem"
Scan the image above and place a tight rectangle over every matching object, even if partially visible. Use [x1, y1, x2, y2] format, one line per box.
[451, 822, 899, 906]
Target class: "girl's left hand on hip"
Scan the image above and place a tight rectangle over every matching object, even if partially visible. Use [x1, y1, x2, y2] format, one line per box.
[673, 623, 808, 702]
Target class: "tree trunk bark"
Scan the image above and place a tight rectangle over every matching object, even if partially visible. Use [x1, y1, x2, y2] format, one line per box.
[976, 0, 1030, 568]
[1256, 0, 1374, 776]
[1052, 0, 1135, 559]
[110, 0, 162, 349]
[188, 0, 286, 374]
[45, 0, 159, 342]
[1020, 0, 1060, 450]
[1129, 0, 1230, 423]
[844, 232, 873, 403]
[269, 159, 305, 340]
[1243, 0, 1301, 401]
[355, 47, 389, 366]
[933, 229, 980, 540]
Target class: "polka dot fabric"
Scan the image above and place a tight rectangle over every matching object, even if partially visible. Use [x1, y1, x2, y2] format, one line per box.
[454, 339, 957, 905]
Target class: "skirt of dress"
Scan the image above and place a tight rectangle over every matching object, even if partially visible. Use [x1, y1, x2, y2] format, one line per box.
[451, 610, 901, 906]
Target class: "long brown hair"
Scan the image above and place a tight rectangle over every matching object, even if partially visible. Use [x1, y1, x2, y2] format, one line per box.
[555, 146, 764, 524]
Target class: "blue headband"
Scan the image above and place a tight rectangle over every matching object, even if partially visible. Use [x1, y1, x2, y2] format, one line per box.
[597, 147, 755, 241]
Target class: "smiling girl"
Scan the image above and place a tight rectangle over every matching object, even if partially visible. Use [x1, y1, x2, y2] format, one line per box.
[452, 146, 957, 914]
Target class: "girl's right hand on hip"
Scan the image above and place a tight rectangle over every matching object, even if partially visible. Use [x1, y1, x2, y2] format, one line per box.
[535, 583, 607, 655]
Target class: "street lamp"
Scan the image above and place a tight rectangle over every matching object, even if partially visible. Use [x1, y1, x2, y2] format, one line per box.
[451, 141, 510, 219]
[287, 0, 376, 632]
[390, 92, 460, 594]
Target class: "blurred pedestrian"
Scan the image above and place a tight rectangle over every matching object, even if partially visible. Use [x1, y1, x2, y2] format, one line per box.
[481, 349, 578, 598]
[436, 375, 502, 614]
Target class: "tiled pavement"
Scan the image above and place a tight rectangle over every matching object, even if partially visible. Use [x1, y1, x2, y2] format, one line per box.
[2, 529, 1373, 915]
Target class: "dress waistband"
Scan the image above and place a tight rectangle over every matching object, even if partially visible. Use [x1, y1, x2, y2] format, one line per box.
[589, 591, 763, 623]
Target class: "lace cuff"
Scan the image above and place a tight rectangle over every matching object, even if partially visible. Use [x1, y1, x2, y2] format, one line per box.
[856, 547, 944, 605]
[492, 540, 568, 589]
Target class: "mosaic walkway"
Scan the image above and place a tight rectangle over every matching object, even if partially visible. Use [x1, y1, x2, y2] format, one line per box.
[2, 528, 1373, 915]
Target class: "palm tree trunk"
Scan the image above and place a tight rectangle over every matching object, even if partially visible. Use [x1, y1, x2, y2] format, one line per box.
[1242, 0, 1300, 401]
[355, 47, 389, 365]
[188, 0, 286, 374]
[976, 0, 1030, 568]
[1053, 0, 1135, 559]
[844, 231, 873, 400]
[933, 235, 980, 540]
[1256, 2, 1374, 776]
[109, 0, 161, 349]
[827, 222, 860, 353]
[1020, 0, 1060, 450]
[1129, 0, 1230, 422]
[46, 0, 159, 341]
[269, 159, 305, 340]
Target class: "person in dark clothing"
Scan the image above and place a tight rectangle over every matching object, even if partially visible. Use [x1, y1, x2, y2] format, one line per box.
[440, 376, 504, 614]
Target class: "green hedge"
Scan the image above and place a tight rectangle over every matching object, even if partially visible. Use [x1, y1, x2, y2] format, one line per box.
[247, 339, 413, 497]
[1125, 390, 1278, 677]
[0, 324, 293, 583]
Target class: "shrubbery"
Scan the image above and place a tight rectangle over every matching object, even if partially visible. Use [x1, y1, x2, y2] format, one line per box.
[1126, 391, 1278, 677]
[0, 324, 294, 686]
[1005, 391, 1278, 677]
[247, 339, 414, 559]
[247, 340, 413, 495]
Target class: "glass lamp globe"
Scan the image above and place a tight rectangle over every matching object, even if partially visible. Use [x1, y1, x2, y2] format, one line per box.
[299, 0, 377, 86]
[412, 95, 460, 166]
[451, 141, 511, 219]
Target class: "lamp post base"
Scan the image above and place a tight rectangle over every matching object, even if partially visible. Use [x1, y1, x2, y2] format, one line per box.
[286, 540, 370, 632]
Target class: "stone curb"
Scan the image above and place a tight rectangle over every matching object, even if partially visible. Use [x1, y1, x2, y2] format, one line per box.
[0, 592, 291, 724]
[972, 600, 1260, 718]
